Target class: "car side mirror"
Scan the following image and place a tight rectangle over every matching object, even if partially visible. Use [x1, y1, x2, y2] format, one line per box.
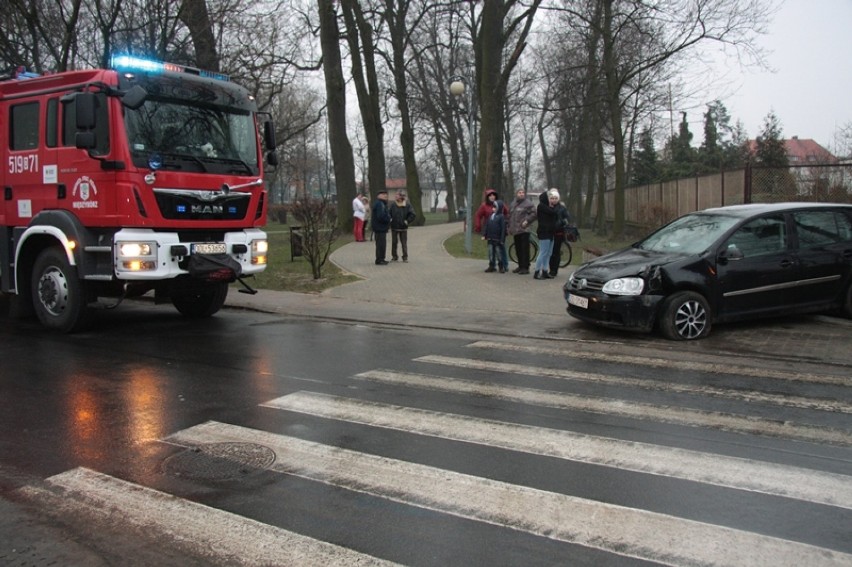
[719, 245, 744, 264]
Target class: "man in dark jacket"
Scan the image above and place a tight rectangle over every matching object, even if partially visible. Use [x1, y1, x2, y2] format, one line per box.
[371, 190, 392, 265]
[389, 190, 417, 262]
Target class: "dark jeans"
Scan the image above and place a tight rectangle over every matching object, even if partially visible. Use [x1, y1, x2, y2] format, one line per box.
[513, 232, 531, 269]
[550, 233, 563, 275]
[488, 241, 508, 269]
[374, 231, 387, 263]
[391, 229, 409, 260]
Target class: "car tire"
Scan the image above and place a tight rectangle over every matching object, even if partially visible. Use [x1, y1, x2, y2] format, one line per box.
[659, 291, 711, 340]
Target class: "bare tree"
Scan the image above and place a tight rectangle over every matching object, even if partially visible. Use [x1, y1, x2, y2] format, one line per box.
[475, 0, 542, 198]
[317, 0, 358, 230]
[339, 0, 387, 203]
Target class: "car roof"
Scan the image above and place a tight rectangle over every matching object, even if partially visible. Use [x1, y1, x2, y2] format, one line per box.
[698, 202, 852, 218]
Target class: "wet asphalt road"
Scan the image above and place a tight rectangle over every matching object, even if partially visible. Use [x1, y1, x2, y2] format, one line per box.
[1, 299, 851, 566]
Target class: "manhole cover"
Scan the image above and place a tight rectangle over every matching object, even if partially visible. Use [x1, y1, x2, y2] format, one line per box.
[163, 442, 276, 482]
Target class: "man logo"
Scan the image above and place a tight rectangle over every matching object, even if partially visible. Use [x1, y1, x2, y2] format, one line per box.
[192, 205, 224, 215]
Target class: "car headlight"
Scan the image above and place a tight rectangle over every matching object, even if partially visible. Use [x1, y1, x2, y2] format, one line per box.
[602, 277, 644, 295]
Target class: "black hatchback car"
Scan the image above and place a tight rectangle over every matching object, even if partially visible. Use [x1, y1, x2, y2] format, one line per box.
[564, 203, 852, 340]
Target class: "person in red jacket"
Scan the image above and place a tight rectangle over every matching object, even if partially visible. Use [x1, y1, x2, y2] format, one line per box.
[473, 189, 508, 235]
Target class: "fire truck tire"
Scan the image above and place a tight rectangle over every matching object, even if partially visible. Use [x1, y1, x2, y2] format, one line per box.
[171, 281, 229, 318]
[31, 247, 92, 333]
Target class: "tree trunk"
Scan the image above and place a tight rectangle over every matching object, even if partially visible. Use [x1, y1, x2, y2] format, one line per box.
[179, 0, 220, 71]
[340, 0, 386, 200]
[602, 0, 625, 236]
[477, 0, 505, 199]
[384, 0, 424, 225]
[318, 0, 357, 230]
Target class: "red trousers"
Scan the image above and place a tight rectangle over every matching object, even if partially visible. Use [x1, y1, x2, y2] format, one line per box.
[353, 218, 365, 241]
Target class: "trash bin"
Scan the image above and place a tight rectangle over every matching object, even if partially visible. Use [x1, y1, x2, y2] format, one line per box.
[290, 226, 303, 261]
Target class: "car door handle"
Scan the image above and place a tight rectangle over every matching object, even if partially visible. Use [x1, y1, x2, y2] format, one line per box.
[842, 249, 852, 260]
[779, 259, 794, 268]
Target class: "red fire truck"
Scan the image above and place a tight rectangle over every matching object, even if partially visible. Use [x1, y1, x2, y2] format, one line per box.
[1, 56, 275, 332]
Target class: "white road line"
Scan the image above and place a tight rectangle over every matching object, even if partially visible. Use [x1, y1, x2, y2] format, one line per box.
[415, 355, 852, 414]
[17, 467, 399, 567]
[467, 341, 851, 386]
[355, 369, 852, 446]
[263, 391, 852, 510]
[166, 421, 852, 567]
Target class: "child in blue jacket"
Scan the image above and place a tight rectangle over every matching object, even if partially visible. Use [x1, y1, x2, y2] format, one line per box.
[482, 200, 509, 273]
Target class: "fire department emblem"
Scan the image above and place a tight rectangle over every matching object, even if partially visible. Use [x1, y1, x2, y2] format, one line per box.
[72, 176, 100, 209]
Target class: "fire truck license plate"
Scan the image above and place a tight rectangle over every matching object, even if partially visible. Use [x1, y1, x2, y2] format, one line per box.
[192, 243, 227, 254]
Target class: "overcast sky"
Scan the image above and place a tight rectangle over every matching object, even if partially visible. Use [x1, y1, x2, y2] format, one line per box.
[709, 0, 851, 150]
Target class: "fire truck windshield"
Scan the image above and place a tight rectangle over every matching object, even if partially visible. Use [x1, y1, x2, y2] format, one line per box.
[124, 98, 259, 175]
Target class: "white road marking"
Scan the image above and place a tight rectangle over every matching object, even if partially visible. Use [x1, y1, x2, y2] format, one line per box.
[166, 421, 852, 567]
[415, 355, 852, 414]
[354, 369, 852, 446]
[17, 467, 399, 567]
[263, 391, 852, 510]
[467, 341, 851, 386]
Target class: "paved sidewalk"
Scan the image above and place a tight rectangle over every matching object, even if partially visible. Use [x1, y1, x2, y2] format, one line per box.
[227, 222, 574, 340]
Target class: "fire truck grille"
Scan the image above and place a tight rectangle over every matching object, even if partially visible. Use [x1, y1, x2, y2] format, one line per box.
[155, 191, 251, 220]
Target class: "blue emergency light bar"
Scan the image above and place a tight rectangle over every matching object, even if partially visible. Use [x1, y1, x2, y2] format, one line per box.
[109, 55, 230, 82]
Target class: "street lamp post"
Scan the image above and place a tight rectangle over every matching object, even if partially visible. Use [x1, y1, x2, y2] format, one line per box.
[450, 77, 475, 255]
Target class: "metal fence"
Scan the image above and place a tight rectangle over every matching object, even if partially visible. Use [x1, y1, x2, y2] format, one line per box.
[601, 163, 852, 234]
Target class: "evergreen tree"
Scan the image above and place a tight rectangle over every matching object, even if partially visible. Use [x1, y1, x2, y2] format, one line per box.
[755, 110, 789, 167]
[663, 112, 696, 179]
[632, 127, 660, 185]
[699, 101, 723, 171]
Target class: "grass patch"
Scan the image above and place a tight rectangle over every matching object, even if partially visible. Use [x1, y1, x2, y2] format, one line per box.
[241, 226, 361, 293]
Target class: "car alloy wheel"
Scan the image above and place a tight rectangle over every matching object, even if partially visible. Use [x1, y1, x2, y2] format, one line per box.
[659, 291, 711, 340]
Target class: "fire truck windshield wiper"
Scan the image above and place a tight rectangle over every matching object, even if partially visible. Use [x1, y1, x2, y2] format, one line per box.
[159, 152, 209, 172]
[217, 157, 254, 175]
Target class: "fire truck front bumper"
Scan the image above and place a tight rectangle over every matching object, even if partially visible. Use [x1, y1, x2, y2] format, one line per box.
[112, 228, 267, 281]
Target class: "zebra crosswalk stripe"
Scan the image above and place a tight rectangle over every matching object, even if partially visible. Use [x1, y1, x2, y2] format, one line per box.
[466, 341, 850, 386]
[354, 369, 852, 446]
[263, 391, 852, 510]
[166, 421, 852, 567]
[416, 354, 852, 413]
[17, 467, 400, 567]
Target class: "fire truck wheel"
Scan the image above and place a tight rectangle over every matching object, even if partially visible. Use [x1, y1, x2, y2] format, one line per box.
[171, 281, 229, 318]
[31, 247, 92, 333]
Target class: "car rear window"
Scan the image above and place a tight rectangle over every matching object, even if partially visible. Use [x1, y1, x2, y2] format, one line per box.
[793, 211, 852, 248]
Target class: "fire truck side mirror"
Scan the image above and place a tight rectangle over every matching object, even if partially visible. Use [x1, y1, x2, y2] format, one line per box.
[263, 120, 278, 167]
[73, 92, 98, 130]
[263, 121, 277, 151]
[59, 92, 97, 150]
[121, 85, 147, 110]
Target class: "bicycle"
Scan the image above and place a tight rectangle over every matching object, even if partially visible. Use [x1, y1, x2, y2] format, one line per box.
[508, 231, 573, 268]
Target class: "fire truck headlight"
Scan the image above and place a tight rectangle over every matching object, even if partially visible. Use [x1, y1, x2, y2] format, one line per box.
[119, 243, 152, 257]
[117, 241, 157, 272]
[251, 239, 268, 265]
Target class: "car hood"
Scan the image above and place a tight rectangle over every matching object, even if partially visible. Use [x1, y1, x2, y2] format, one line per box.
[575, 247, 688, 279]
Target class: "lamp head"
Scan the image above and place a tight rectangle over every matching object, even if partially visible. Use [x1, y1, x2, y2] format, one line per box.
[449, 80, 466, 97]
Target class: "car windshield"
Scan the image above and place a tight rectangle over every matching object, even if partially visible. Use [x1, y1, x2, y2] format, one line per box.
[124, 98, 259, 174]
[637, 213, 742, 255]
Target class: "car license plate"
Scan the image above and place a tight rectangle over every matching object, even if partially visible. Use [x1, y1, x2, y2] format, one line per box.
[568, 294, 589, 309]
[192, 243, 227, 254]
